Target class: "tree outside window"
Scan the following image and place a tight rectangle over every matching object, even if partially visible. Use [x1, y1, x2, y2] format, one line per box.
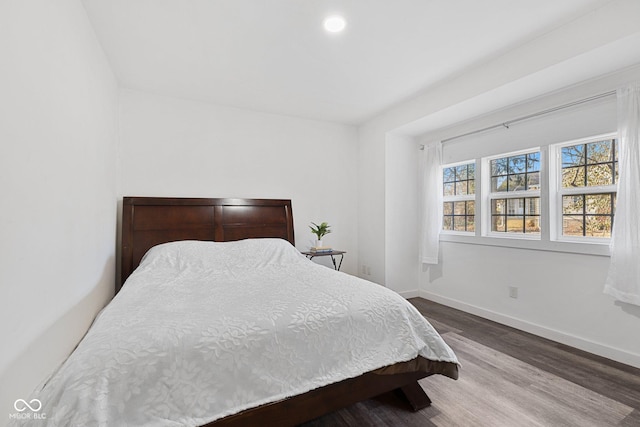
[489, 151, 541, 235]
[560, 139, 618, 238]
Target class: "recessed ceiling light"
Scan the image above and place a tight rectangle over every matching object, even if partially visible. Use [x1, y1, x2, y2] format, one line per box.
[323, 15, 346, 33]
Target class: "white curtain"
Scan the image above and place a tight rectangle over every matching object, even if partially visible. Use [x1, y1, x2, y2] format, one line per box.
[604, 83, 640, 306]
[419, 142, 442, 264]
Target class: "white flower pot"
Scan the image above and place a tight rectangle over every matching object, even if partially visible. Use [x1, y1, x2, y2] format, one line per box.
[316, 239, 323, 248]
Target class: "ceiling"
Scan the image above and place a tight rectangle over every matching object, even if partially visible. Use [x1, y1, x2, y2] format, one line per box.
[82, 0, 617, 125]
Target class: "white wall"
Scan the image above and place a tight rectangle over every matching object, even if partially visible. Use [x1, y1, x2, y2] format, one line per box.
[0, 0, 118, 418]
[356, 122, 388, 284]
[384, 133, 419, 295]
[119, 89, 359, 273]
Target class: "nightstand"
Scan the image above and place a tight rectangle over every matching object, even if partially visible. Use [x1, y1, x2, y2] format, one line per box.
[301, 250, 346, 271]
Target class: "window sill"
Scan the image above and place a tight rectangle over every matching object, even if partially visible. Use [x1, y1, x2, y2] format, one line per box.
[439, 233, 610, 256]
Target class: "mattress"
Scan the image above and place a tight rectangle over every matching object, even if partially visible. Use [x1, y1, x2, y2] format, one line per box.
[13, 238, 458, 426]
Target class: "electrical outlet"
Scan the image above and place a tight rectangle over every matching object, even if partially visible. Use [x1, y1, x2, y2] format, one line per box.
[366, 266, 371, 276]
[509, 286, 518, 299]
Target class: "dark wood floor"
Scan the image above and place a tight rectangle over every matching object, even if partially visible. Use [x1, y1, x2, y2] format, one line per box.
[302, 298, 640, 427]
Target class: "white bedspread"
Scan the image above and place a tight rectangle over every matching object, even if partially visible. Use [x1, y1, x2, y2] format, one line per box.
[15, 239, 458, 426]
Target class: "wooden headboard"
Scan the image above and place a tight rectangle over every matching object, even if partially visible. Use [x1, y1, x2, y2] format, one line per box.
[120, 197, 294, 290]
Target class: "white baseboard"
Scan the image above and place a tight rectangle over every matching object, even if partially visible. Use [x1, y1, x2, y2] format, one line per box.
[397, 289, 420, 299]
[417, 290, 640, 369]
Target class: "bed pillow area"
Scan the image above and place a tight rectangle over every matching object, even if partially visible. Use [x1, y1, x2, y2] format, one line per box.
[131, 238, 308, 284]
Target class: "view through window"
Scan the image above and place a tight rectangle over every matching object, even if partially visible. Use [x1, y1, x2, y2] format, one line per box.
[442, 162, 475, 232]
[489, 151, 541, 234]
[560, 138, 618, 238]
[439, 135, 618, 243]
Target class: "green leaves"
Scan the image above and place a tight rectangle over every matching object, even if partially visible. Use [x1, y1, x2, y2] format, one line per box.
[309, 222, 331, 239]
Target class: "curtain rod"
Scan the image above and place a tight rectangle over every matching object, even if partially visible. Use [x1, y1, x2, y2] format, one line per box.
[419, 90, 616, 149]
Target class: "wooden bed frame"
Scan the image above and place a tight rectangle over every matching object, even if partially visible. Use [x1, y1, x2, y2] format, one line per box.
[120, 197, 455, 426]
[120, 197, 295, 290]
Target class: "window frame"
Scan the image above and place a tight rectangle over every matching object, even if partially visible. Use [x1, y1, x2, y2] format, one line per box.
[549, 133, 618, 244]
[437, 134, 618, 256]
[441, 160, 476, 235]
[482, 147, 542, 240]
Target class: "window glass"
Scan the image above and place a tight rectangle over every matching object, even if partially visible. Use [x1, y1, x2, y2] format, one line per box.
[562, 193, 615, 238]
[491, 197, 541, 234]
[561, 139, 617, 188]
[442, 162, 475, 233]
[443, 201, 476, 232]
[559, 138, 617, 238]
[488, 150, 541, 236]
[491, 152, 540, 192]
[442, 163, 475, 196]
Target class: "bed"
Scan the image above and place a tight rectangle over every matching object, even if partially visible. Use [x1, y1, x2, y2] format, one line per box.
[17, 197, 458, 426]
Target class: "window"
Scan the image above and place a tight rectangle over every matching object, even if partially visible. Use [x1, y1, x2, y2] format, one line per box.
[437, 133, 619, 253]
[442, 162, 475, 232]
[487, 150, 541, 235]
[556, 137, 618, 239]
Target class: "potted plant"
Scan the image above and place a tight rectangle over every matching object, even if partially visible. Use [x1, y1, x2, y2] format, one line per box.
[309, 221, 331, 247]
